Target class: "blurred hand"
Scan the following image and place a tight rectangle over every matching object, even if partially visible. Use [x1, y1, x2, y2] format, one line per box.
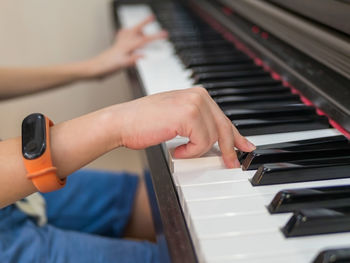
[111, 87, 256, 168]
[86, 16, 168, 78]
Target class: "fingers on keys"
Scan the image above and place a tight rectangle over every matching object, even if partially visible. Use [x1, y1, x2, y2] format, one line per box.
[134, 15, 155, 31]
[173, 87, 255, 168]
[198, 86, 256, 168]
[133, 15, 168, 47]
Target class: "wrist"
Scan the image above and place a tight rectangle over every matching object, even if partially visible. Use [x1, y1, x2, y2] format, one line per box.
[49, 106, 124, 179]
[77, 59, 100, 79]
[99, 105, 124, 150]
[79, 51, 120, 80]
[64, 58, 104, 80]
[58, 60, 97, 81]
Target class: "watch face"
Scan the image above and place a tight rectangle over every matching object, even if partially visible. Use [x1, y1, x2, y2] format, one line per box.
[22, 113, 47, 160]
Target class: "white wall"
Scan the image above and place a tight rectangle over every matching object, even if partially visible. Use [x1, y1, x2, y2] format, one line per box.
[0, 0, 144, 173]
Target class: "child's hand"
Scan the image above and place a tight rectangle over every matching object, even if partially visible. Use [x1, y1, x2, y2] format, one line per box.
[110, 87, 256, 168]
[85, 16, 168, 78]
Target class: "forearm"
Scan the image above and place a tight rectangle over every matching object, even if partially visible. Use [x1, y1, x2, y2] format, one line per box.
[0, 88, 255, 208]
[0, 16, 167, 100]
[0, 62, 95, 99]
[50, 106, 120, 177]
[0, 106, 120, 208]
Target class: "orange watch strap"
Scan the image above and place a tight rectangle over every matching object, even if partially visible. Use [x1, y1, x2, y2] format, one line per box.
[23, 116, 66, 192]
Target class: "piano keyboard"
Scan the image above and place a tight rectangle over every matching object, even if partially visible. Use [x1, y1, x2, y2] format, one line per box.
[117, 3, 350, 263]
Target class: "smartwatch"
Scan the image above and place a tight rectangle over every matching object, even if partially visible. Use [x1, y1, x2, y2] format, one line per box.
[22, 113, 66, 192]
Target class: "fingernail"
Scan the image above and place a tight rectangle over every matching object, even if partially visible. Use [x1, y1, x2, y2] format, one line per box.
[245, 139, 256, 151]
[234, 159, 241, 168]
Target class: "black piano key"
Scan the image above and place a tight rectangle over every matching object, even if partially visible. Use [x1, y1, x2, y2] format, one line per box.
[237, 121, 329, 136]
[282, 207, 350, 237]
[183, 55, 250, 68]
[233, 118, 329, 136]
[174, 41, 233, 51]
[191, 63, 258, 74]
[237, 151, 249, 162]
[181, 54, 243, 65]
[268, 185, 350, 214]
[250, 157, 350, 186]
[167, 24, 214, 31]
[185, 56, 251, 68]
[313, 248, 350, 263]
[193, 69, 269, 83]
[242, 147, 350, 170]
[178, 46, 239, 55]
[255, 135, 347, 151]
[208, 86, 291, 97]
[179, 48, 240, 56]
[225, 105, 316, 120]
[233, 115, 330, 136]
[203, 78, 281, 89]
[179, 49, 241, 59]
[221, 100, 304, 110]
[215, 94, 301, 105]
[169, 33, 223, 41]
[170, 32, 217, 38]
[169, 22, 207, 28]
[171, 36, 228, 43]
[165, 23, 213, 29]
[182, 53, 247, 62]
[237, 135, 348, 162]
[169, 32, 222, 40]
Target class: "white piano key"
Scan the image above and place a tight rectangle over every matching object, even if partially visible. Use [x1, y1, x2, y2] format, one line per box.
[186, 198, 288, 239]
[167, 128, 342, 173]
[179, 176, 350, 202]
[190, 212, 290, 238]
[179, 169, 350, 262]
[184, 195, 271, 218]
[183, 177, 350, 219]
[202, 249, 323, 263]
[118, 5, 155, 28]
[137, 59, 192, 95]
[208, 251, 319, 263]
[199, 231, 350, 261]
[246, 128, 342, 146]
[187, 194, 350, 261]
[119, 5, 194, 96]
[173, 168, 254, 187]
[165, 137, 226, 174]
[179, 178, 350, 238]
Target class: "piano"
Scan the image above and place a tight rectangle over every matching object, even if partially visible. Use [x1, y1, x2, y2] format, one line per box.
[113, 0, 350, 262]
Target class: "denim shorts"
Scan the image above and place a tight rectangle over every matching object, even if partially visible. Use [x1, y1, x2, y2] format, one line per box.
[0, 169, 159, 263]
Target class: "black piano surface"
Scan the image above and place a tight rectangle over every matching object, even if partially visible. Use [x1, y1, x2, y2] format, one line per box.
[113, 0, 350, 262]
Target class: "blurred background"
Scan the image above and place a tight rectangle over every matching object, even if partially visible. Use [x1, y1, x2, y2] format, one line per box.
[0, 0, 144, 174]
